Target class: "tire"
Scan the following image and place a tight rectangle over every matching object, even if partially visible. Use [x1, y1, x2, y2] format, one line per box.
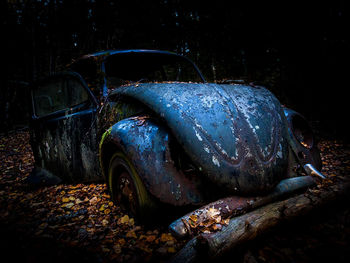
[107, 151, 156, 220]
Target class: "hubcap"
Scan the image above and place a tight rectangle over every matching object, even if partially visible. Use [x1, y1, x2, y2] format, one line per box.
[116, 171, 138, 215]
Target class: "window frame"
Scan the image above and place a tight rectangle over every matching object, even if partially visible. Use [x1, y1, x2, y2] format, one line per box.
[31, 72, 98, 119]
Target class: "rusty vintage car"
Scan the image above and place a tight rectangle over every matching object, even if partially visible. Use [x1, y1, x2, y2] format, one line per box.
[29, 49, 325, 228]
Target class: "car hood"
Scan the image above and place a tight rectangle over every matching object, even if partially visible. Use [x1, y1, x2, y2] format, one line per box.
[112, 82, 289, 194]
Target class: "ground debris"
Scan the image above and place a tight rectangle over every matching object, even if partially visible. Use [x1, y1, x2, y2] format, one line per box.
[0, 131, 185, 262]
[0, 131, 349, 262]
[183, 207, 230, 236]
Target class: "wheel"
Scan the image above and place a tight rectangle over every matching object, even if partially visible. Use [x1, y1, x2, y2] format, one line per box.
[107, 152, 156, 219]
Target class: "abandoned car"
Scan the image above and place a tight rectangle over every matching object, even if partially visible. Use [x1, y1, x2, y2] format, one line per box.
[29, 49, 325, 226]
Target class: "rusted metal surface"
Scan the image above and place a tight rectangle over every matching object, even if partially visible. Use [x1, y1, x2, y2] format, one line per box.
[112, 82, 290, 194]
[169, 176, 316, 238]
[101, 116, 204, 206]
[29, 50, 323, 220]
[283, 108, 322, 170]
[304, 163, 327, 179]
[30, 73, 101, 183]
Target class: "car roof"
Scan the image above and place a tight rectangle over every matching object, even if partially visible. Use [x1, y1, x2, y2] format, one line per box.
[80, 49, 179, 59]
[71, 49, 206, 83]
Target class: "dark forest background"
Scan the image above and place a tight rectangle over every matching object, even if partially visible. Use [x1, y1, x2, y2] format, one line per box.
[1, 0, 349, 140]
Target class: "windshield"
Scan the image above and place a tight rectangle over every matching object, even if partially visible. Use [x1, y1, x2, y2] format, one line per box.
[104, 52, 204, 89]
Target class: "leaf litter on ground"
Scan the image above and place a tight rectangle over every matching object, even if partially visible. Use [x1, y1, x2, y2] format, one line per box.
[0, 131, 184, 262]
[0, 130, 349, 262]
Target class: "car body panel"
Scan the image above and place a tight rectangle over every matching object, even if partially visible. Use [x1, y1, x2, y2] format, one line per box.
[101, 117, 205, 206]
[283, 108, 322, 170]
[30, 73, 101, 182]
[111, 82, 289, 194]
[29, 49, 321, 209]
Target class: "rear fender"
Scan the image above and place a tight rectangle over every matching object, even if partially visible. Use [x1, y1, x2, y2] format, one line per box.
[99, 117, 204, 206]
[114, 83, 290, 194]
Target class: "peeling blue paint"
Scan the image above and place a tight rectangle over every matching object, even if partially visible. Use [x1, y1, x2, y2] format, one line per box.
[111, 82, 289, 194]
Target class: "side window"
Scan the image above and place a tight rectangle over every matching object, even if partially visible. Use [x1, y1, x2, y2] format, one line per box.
[33, 79, 69, 117]
[33, 77, 89, 117]
[68, 78, 89, 107]
[69, 58, 101, 98]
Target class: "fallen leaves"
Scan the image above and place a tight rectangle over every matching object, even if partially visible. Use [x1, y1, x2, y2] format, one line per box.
[184, 207, 230, 235]
[160, 233, 175, 243]
[61, 202, 74, 209]
[311, 140, 350, 190]
[61, 197, 70, 203]
[145, 234, 157, 242]
[89, 196, 98, 205]
[118, 214, 131, 224]
[0, 131, 184, 262]
[1, 131, 349, 262]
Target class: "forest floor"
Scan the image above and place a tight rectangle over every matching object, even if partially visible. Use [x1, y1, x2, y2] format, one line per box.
[0, 130, 349, 263]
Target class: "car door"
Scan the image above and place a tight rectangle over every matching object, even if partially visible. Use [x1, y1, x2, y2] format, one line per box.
[30, 72, 101, 182]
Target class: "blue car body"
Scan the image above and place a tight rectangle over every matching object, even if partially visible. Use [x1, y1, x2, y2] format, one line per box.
[29, 49, 321, 210]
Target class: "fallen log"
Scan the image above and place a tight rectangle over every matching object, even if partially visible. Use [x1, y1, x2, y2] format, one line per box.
[171, 179, 350, 263]
[169, 176, 316, 238]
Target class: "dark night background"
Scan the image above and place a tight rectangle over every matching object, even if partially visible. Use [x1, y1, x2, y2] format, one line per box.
[1, 0, 349, 140]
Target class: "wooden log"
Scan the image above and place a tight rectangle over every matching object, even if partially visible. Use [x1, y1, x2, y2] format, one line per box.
[171, 179, 350, 263]
[169, 176, 316, 238]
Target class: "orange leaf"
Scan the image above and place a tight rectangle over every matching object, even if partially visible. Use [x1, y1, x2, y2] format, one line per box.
[62, 197, 70, 203]
[160, 233, 174, 243]
[167, 247, 176, 253]
[126, 231, 137, 239]
[146, 235, 156, 242]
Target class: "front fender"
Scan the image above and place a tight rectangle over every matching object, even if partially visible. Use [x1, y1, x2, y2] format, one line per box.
[283, 108, 322, 170]
[99, 117, 204, 206]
